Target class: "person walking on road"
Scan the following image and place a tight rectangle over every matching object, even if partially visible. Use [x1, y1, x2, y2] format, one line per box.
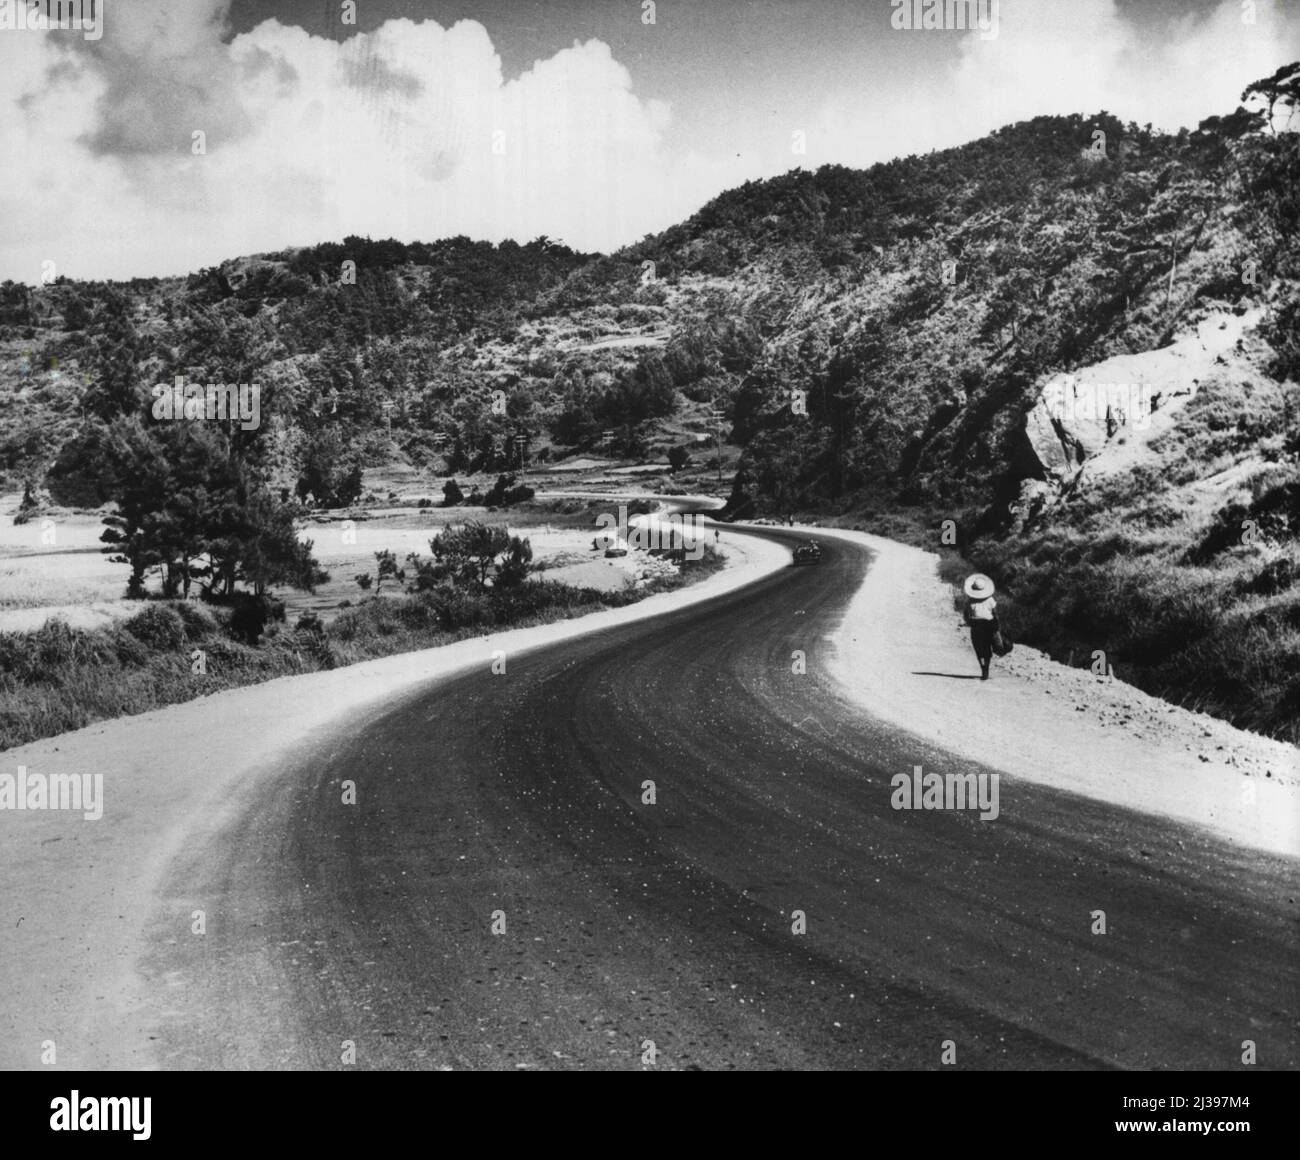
[963, 573, 999, 681]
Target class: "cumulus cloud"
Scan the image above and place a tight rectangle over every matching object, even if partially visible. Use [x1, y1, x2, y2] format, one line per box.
[73, 0, 252, 157]
[0, 0, 1295, 282]
[0, 5, 699, 280]
[757, 0, 1299, 180]
[947, 0, 1300, 139]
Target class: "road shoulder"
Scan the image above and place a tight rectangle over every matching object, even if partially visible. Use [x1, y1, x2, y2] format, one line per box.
[817, 528, 1300, 858]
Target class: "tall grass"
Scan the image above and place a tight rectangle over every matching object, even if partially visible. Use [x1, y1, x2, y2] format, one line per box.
[947, 526, 1300, 745]
[0, 549, 723, 752]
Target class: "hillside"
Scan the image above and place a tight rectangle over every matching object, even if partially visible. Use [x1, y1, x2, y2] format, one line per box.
[2, 65, 1299, 740]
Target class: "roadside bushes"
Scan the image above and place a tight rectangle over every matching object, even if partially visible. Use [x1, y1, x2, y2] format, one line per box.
[1185, 480, 1300, 564]
[483, 473, 535, 507]
[1234, 552, 1297, 597]
[227, 594, 286, 644]
[109, 625, 150, 668]
[30, 617, 119, 673]
[0, 539, 725, 751]
[295, 610, 324, 634]
[1144, 613, 1300, 743]
[123, 604, 186, 650]
[294, 614, 336, 670]
[979, 544, 1222, 665]
[173, 601, 218, 638]
[0, 622, 70, 682]
[331, 581, 600, 640]
[304, 634, 337, 670]
[956, 514, 1300, 741]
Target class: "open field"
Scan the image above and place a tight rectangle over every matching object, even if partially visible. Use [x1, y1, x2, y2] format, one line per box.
[0, 459, 729, 631]
[0, 466, 728, 751]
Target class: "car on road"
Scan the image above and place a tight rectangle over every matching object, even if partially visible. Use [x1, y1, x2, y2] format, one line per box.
[792, 541, 822, 565]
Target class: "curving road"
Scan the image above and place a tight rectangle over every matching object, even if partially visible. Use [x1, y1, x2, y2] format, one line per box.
[146, 530, 1299, 1070]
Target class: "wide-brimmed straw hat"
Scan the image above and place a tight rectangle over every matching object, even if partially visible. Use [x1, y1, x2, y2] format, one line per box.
[963, 573, 995, 600]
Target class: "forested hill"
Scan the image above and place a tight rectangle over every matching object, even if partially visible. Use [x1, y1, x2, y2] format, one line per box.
[629, 103, 1297, 521]
[2, 66, 1300, 736]
[2, 79, 1294, 525]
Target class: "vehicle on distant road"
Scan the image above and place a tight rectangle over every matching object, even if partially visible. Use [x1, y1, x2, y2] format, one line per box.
[792, 541, 822, 565]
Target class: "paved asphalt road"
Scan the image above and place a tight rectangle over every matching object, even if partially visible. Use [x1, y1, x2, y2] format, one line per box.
[147, 530, 1299, 1070]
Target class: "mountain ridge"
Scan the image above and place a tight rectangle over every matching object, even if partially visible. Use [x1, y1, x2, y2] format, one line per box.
[2, 68, 1299, 739]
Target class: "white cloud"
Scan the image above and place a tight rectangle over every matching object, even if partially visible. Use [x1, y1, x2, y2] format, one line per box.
[779, 1, 1299, 175]
[950, 0, 1300, 140]
[0, 7, 710, 280]
[0, 0, 1295, 282]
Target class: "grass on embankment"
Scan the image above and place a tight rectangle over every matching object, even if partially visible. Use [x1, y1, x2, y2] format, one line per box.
[831, 505, 1300, 745]
[831, 496, 1300, 747]
[0, 548, 723, 752]
[946, 526, 1300, 746]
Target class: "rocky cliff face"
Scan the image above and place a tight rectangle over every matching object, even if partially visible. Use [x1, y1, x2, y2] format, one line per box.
[1019, 308, 1269, 506]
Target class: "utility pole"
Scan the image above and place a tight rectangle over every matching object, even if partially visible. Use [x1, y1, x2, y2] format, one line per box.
[709, 409, 725, 487]
[514, 433, 528, 482]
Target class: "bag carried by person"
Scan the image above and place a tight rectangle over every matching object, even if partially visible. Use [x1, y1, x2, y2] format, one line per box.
[992, 628, 1013, 657]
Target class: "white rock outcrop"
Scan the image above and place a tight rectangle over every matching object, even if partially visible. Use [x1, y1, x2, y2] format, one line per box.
[1022, 308, 1265, 490]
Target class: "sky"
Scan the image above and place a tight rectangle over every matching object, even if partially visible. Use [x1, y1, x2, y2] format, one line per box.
[0, 0, 1297, 282]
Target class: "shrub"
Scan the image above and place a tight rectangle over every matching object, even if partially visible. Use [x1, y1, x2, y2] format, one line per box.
[482, 473, 535, 507]
[1235, 554, 1296, 597]
[192, 637, 248, 667]
[429, 521, 513, 589]
[0, 631, 36, 680]
[425, 584, 482, 630]
[1085, 531, 1136, 566]
[296, 611, 325, 633]
[124, 604, 187, 650]
[330, 610, 360, 642]
[394, 596, 439, 630]
[305, 632, 337, 670]
[35, 617, 109, 671]
[405, 552, 452, 592]
[495, 536, 534, 587]
[228, 594, 279, 645]
[108, 626, 150, 668]
[373, 549, 404, 594]
[173, 601, 218, 639]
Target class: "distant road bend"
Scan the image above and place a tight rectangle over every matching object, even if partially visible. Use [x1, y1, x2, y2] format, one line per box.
[153, 526, 1299, 1070]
